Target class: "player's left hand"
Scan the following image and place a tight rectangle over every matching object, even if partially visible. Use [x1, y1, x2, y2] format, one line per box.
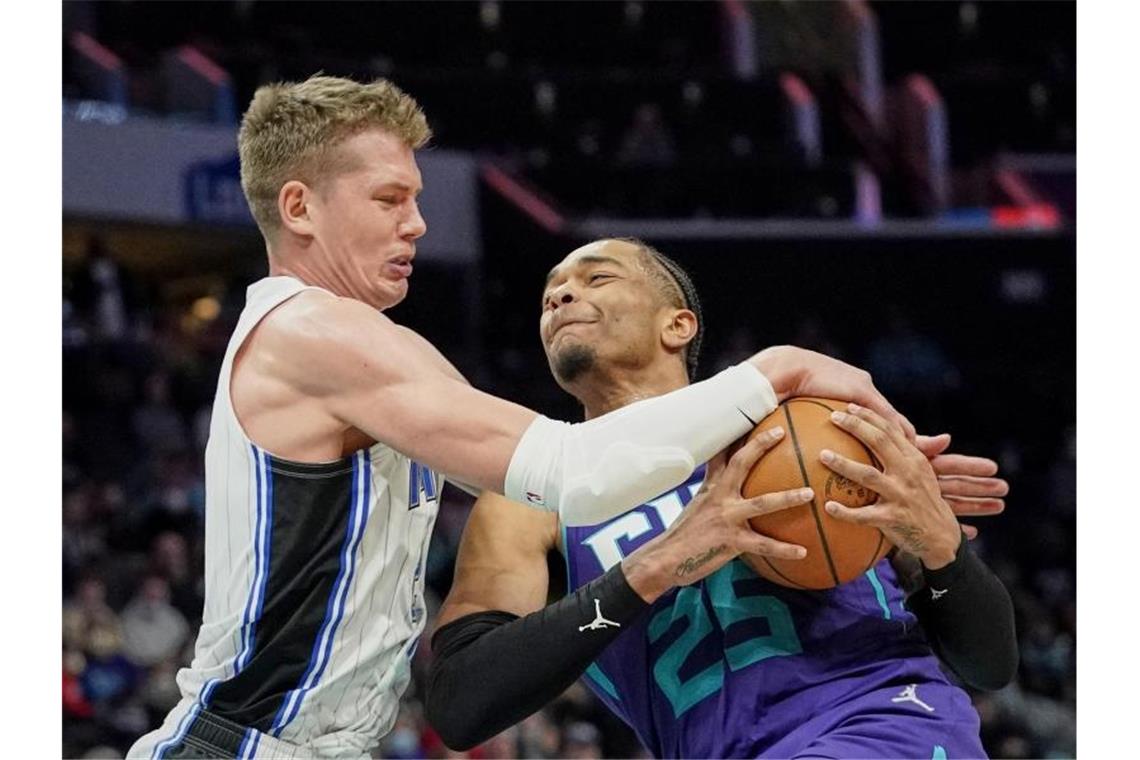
[818, 403, 962, 569]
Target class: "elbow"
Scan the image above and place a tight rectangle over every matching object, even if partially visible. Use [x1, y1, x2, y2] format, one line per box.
[961, 640, 1020, 692]
[424, 696, 476, 751]
[432, 724, 482, 753]
[424, 678, 488, 751]
[988, 639, 1021, 691]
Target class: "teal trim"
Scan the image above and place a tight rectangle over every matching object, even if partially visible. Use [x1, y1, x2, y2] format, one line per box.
[559, 523, 573, 596]
[585, 662, 621, 702]
[865, 568, 892, 620]
[932, 745, 947, 760]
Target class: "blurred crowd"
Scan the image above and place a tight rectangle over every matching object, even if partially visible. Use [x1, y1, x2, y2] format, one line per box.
[62, 239, 1075, 759]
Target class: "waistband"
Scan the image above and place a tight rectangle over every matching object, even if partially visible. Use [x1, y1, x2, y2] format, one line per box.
[184, 709, 305, 759]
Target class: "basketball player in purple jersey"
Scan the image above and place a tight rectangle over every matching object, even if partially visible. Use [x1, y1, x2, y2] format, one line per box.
[426, 239, 1016, 758]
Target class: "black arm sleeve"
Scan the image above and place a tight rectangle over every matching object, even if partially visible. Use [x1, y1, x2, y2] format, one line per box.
[905, 534, 1019, 691]
[425, 563, 650, 750]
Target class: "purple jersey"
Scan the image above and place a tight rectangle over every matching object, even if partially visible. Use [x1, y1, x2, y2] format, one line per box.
[562, 466, 986, 759]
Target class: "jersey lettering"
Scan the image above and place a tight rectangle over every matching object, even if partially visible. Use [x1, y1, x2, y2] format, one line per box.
[648, 563, 803, 717]
[408, 461, 437, 510]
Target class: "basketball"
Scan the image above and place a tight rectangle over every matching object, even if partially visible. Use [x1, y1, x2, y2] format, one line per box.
[740, 398, 892, 590]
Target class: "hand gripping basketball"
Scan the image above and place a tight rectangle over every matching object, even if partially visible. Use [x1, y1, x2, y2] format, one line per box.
[622, 428, 811, 603]
[820, 404, 963, 570]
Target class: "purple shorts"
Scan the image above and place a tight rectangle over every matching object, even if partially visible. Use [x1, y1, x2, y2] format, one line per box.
[761, 681, 986, 759]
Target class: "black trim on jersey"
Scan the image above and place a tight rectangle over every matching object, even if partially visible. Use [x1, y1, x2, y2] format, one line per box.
[208, 452, 357, 730]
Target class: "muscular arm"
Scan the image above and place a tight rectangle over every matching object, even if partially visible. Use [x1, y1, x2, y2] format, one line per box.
[425, 492, 649, 750]
[902, 537, 1019, 691]
[250, 292, 906, 526]
[821, 408, 1017, 691]
[434, 491, 557, 628]
[258, 292, 778, 523]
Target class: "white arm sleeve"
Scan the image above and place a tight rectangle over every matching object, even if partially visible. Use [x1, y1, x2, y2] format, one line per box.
[504, 363, 778, 526]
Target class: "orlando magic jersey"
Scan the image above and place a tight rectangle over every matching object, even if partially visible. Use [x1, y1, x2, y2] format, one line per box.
[129, 277, 443, 759]
[563, 466, 986, 759]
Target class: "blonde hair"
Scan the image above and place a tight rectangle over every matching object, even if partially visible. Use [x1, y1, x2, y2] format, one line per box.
[238, 75, 431, 237]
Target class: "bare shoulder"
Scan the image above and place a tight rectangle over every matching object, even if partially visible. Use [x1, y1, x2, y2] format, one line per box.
[252, 290, 417, 394]
[259, 290, 397, 351]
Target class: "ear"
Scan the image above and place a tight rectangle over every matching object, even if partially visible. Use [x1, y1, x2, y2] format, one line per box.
[661, 308, 698, 353]
[277, 180, 316, 238]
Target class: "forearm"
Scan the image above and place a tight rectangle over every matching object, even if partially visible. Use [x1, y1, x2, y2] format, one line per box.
[906, 535, 1019, 691]
[505, 363, 777, 525]
[425, 564, 649, 750]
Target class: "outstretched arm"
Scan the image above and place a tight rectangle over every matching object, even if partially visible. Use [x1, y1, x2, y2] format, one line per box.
[280, 295, 909, 525]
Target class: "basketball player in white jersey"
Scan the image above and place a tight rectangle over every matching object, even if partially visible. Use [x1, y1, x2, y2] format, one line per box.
[128, 75, 913, 759]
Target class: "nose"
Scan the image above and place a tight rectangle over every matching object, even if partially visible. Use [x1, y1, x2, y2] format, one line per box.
[400, 199, 427, 240]
[545, 283, 578, 311]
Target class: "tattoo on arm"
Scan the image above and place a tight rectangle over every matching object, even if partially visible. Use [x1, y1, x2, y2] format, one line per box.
[893, 525, 927, 555]
[675, 545, 727, 577]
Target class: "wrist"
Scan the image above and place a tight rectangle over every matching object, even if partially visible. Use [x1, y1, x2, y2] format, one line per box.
[921, 530, 969, 578]
[749, 346, 800, 402]
[622, 537, 675, 604]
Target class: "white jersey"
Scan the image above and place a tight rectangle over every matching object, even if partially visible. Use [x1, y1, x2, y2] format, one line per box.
[129, 276, 442, 759]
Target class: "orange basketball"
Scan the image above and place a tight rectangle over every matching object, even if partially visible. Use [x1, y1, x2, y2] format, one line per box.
[740, 397, 892, 589]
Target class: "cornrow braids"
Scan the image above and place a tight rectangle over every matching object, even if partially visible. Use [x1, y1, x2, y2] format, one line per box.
[650, 251, 704, 381]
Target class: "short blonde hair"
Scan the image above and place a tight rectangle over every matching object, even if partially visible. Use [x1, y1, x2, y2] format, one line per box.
[238, 75, 431, 237]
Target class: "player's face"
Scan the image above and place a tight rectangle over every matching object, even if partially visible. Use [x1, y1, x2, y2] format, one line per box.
[539, 240, 670, 386]
[305, 129, 426, 310]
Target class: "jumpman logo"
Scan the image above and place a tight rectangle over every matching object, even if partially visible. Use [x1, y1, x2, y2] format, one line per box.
[578, 599, 621, 632]
[891, 684, 935, 712]
[930, 586, 949, 601]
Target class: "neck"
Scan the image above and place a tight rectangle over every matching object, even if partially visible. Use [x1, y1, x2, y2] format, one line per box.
[575, 362, 690, 420]
[267, 243, 357, 301]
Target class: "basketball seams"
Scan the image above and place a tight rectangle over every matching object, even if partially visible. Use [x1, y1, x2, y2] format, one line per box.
[795, 399, 889, 575]
[760, 556, 810, 590]
[782, 403, 841, 587]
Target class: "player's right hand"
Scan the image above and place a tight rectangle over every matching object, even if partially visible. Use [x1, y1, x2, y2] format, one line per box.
[622, 427, 811, 603]
[748, 345, 916, 440]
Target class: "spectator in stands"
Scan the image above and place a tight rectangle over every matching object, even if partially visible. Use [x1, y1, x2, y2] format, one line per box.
[149, 531, 200, 621]
[68, 236, 134, 342]
[120, 575, 190, 669]
[562, 722, 603, 759]
[131, 371, 189, 454]
[64, 576, 121, 654]
[518, 712, 563, 759]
